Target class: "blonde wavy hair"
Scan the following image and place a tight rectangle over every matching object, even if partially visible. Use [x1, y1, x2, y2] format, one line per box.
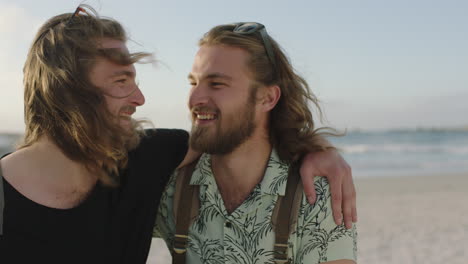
[21, 5, 151, 185]
[199, 23, 338, 163]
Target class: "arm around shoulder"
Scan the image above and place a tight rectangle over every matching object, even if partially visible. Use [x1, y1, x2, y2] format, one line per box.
[295, 177, 357, 264]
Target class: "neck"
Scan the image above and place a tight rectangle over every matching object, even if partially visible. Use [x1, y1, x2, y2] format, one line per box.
[211, 130, 272, 213]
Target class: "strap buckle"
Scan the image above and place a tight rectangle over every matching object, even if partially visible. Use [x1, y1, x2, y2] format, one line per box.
[274, 243, 289, 264]
[173, 234, 188, 254]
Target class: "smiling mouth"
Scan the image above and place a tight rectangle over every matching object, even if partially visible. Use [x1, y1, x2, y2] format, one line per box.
[193, 112, 218, 124]
[119, 112, 134, 120]
[119, 106, 136, 119]
[197, 113, 216, 120]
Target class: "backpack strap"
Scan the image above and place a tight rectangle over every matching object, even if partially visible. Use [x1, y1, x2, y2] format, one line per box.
[172, 159, 200, 264]
[271, 165, 303, 264]
[171, 160, 303, 264]
[0, 161, 5, 236]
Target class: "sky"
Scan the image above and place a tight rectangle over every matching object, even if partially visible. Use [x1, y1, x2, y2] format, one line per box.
[0, 0, 467, 133]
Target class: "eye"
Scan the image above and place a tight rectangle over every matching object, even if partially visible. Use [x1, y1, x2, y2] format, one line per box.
[116, 79, 127, 84]
[189, 81, 197, 87]
[211, 82, 225, 88]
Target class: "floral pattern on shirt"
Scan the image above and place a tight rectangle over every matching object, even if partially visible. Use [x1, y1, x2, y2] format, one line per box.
[154, 151, 357, 264]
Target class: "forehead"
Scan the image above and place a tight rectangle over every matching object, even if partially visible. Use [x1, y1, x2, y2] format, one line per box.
[89, 38, 135, 78]
[190, 45, 251, 80]
[98, 37, 128, 52]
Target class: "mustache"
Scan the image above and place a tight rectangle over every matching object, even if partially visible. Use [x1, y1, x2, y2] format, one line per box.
[120, 106, 136, 115]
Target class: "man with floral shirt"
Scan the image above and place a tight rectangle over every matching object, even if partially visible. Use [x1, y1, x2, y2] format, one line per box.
[154, 22, 357, 264]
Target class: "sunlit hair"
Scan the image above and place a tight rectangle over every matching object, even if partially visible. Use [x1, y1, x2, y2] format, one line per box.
[20, 5, 151, 186]
[199, 23, 338, 163]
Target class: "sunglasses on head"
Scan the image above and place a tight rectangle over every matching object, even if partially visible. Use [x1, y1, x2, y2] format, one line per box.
[33, 4, 93, 45]
[66, 4, 93, 25]
[232, 22, 276, 68]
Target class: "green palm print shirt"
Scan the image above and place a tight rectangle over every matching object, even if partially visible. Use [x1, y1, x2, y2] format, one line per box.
[154, 150, 357, 264]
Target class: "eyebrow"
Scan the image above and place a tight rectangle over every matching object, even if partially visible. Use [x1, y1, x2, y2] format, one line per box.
[110, 70, 135, 78]
[187, 72, 233, 81]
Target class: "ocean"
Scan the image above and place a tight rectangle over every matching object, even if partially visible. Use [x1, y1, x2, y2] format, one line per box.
[0, 133, 21, 158]
[1, 130, 468, 178]
[330, 129, 468, 178]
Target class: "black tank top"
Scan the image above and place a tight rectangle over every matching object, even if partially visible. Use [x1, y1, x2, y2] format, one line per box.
[0, 129, 188, 264]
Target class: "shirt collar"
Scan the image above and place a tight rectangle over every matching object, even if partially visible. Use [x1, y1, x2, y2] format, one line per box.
[189, 150, 290, 196]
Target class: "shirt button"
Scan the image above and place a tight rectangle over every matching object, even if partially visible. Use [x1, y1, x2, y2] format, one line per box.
[225, 221, 232, 228]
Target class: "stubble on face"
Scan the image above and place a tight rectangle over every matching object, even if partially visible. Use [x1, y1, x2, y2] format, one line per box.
[123, 119, 143, 151]
[189, 85, 258, 155]
[90, 39, 145, 150]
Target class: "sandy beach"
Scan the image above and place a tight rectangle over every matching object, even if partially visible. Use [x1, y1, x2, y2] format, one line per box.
[147, 173, 468, 264]
[356, 173, 468, 264]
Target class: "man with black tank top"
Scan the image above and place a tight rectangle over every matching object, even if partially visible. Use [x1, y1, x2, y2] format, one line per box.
[0, 5, 356, 264]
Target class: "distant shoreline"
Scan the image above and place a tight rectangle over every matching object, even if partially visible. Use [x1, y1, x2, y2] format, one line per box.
[346, 126, 468, 133]
[2, 125, 468, 135]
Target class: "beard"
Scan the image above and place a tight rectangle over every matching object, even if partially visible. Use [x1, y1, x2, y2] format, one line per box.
[190, 99, 256, 155]
[114, 106, 144, 151]
[123, 118, 143, 151]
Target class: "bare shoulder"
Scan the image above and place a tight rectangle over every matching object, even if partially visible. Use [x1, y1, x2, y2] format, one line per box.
[1, 148, 51, 204]
[1, 147, 95, 209]
[0, 148, 31, 184]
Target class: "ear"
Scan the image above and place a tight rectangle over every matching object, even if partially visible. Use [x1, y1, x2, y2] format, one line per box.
[259, 85, 281, 112]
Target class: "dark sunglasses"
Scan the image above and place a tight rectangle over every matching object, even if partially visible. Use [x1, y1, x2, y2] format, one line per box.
[233, 22, 276, 68]
[66, 4, 93, 26]
[34, 5, 92, 45]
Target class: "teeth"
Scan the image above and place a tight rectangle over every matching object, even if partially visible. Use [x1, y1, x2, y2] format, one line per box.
[197, 114, 216, 120]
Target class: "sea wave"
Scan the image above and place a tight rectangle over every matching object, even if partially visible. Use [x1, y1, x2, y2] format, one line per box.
[0, 134, 21, 148]
[339, 143, 468, 155]
[347, 157, 468, 177]
[0, 137, 12, 147]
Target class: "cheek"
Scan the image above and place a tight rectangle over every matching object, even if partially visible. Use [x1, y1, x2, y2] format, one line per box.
[103, 97, 122, 115]
[188, 84, 206, 109]
[187, 91, 195, 109]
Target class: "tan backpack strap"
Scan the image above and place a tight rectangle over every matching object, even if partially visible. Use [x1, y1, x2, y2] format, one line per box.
[172, 160, 200, 264]
[271, 165, 303, 264]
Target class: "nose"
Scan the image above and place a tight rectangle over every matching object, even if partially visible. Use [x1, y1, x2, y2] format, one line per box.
[188, 83, 209, 109]
[130, 86, 145, 106]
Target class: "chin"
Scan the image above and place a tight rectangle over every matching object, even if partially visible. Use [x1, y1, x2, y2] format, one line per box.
[119, 125, 132, 132]
[122, 119, 143, 151]
[119, 118, 133, 130]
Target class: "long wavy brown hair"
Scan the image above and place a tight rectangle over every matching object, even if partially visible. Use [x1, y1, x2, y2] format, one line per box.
[20, 5, 151, 185]
[199, 23, 338, 163]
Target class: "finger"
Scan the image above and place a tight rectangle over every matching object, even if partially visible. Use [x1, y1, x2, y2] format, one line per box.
[342, 167, 357, 228]
[301, 169, 317, 204]
[351, 181, 358, 223]
[346, 165, 357, 223]
[329, 175, 343, 225]
[343, 200, 353, 229]
[352, 203, 358, 223]
[342, 188, 355, 229]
